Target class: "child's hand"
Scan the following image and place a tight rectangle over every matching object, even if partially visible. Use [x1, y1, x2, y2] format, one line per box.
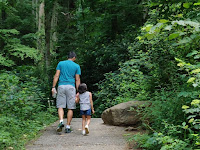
[92, 109, 95, 114]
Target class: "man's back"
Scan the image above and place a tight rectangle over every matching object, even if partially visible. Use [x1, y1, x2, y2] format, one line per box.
[56, 60, 81, 87]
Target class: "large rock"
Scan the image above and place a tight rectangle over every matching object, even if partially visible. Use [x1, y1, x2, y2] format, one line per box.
[101, 101, 149, 126]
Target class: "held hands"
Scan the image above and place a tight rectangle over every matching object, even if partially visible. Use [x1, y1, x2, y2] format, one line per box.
[75, 93, 79, 103]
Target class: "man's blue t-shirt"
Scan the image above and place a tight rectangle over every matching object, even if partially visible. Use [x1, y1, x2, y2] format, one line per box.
[56, 60, 81, 87]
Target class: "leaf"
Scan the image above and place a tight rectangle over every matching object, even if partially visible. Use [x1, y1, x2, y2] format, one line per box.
[183, 3, 191, 8]
[182, 122, 186, 126]
[172, 20, 200, 31]
[142, 24, 153, 32]
[177, 63, 184, 67]
[175, 57, 183, 62]
[145, 33, 154, 40]
[164, 25, 172, 31]
[158, 19, 169, 23]
[186, 51, 198, 57]
[194, 55, 200, 59]
[169, 32, 180, 40]
[193, 83, 198, 87]
[187, 77, 196, 83]
[150, 2, 159, 7]
[191, 69, 200, 74]
[172, 37, 192, 46]
[194, 3, 200, 6]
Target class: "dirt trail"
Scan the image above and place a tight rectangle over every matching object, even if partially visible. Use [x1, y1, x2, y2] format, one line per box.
[26, 118, 138, 150]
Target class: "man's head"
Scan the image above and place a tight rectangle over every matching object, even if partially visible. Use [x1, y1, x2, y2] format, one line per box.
[68, 51, 77, 61]
[78, 83, 87, 94]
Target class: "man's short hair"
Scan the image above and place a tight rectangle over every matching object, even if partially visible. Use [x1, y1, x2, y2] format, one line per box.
[78, 83, 87, 94]
[68, 51, 77, 59]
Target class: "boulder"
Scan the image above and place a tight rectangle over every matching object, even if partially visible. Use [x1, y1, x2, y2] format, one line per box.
[101, 101, 149, 126]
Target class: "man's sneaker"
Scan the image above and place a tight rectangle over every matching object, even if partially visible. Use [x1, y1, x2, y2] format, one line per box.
[56, 122, 64, 132]
[65, 128, 71, 133]
[85, 125, 89, 134]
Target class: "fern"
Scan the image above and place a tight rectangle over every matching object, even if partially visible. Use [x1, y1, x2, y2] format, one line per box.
[0, 54, 15, 67]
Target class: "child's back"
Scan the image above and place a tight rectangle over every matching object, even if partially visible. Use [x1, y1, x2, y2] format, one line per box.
[79, 91, 91, 110]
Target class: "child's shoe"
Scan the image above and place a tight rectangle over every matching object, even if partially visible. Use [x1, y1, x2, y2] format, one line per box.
[85, 125, 89, 134]
[82, 130, 86, 135]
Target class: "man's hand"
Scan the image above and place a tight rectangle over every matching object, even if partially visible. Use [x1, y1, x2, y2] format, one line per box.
[51, 87, 55, 95]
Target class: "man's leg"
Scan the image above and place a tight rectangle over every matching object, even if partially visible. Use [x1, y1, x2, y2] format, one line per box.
[56, 108, 64, 132]
[65, 109, 73, 133]
[65, 85, 76, 133]
[67, 109, 73, 125]
[58, 108, 64, 120]
[56, 85, 66, 132]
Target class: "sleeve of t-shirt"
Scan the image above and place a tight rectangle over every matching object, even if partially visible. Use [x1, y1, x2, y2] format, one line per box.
[76, 65, 81, 75]
[56, 62, 61, 70]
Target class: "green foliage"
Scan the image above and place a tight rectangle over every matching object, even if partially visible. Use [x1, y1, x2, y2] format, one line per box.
[0, 71, 57, 149]
[55, 0, 145, 91]
[93, 1, 200, 149]
[0, 0, 40, 69]
[0, 29, 41, 68]
[94, 57, 150, 116]
[134, 133, 191, 150]
[182, 99, 200, 147]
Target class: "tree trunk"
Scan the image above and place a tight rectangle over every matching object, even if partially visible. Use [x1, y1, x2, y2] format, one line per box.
[44, 0, 52, 70]
[50, 1, 58, 54]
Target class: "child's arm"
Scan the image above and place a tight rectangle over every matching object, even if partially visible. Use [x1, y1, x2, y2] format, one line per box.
[89, 92, 95, 114]
[75, 93, 80, 103]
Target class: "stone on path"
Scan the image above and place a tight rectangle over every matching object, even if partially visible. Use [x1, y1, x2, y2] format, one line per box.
[101, 101, 149, 126]
[26, 118, 134, 150]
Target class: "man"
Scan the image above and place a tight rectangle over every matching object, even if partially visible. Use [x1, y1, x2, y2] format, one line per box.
[52, 51, 81, 133]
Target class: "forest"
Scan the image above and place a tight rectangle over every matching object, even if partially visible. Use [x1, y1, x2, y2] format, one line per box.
[0, 0, 200, 149]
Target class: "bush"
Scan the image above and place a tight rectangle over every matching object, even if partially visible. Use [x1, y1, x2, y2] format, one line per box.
[94, 58, 150, 117]
[0, 71, 57, 149]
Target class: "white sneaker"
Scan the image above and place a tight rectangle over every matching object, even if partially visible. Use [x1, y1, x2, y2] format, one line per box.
[85, 125, 89, 134]
[82, 130, 86, 135]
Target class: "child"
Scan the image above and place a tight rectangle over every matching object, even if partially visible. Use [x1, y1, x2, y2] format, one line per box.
[75, 83, 95, 135]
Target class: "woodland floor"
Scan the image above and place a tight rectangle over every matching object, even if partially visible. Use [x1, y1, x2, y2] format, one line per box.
[26, 118, 142, 150]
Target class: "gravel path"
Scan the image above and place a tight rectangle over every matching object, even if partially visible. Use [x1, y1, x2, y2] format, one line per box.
[26, 118, 135, 150]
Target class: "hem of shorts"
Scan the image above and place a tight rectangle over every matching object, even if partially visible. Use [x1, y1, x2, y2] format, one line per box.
[67, 108, 76, 110]
[56, 107, 76, 109]
[57, 107, 66, 108]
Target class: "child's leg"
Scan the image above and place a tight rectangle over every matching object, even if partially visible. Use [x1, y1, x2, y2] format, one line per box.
[82, 115, 86, 131]
[86, 115, 91, 126]
[85, 115, 91, 134]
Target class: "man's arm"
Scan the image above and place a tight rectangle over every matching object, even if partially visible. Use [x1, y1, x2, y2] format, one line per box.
[75, 74, 80, 90]
[52, 70, 60, 92]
